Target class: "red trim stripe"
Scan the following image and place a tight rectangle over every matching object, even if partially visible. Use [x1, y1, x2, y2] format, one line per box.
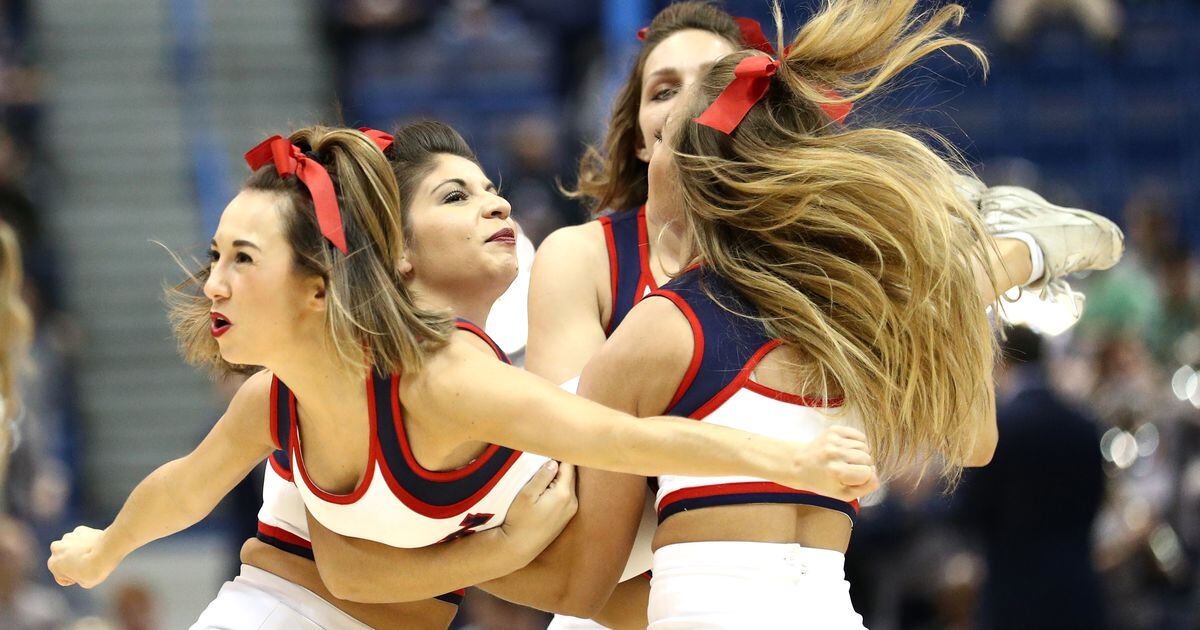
[376, 375, 526, 519]
[268, 454, 292, 482]
[390, 375, 507, 482]
[291, 375, 377, 505]
[743, 379, 844, 408]
[257, 520, 312, 549]
[600, 216, 619, 335]
[690, 340, 780, 420]
[454, 320, 506, 361]
[650, 290, 705, 412]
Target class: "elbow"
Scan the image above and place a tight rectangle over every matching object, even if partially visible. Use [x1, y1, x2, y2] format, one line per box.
[554, 588, 607, 619]
[552, 571, 613, 618]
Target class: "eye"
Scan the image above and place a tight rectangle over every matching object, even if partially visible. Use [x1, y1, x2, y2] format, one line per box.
[235, 252, 253, 264]
[651, 86, 678, 102]
[207, 250, 219, 264]
[654, 130, 663, 142]
[443, 190, 468, 204]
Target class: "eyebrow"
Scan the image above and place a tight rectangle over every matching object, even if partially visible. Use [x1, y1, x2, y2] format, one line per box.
[433, 178, 497, 194]
[210, 239, 262, 251]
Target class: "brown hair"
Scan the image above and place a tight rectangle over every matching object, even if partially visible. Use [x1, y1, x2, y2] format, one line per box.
[668, 0, 996, 480]
[385, 121, 481, 244]
[570, 1, 743, 215]
[167, 126, 454, 377]
[0, 221, 32, 485]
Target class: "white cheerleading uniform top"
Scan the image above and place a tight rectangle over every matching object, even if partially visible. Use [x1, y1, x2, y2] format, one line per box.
[268, 320, 550, 553]
[647, 266, 862, 524]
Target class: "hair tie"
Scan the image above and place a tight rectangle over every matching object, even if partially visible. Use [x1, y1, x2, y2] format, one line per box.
[694, 55, 779, 135]
[358, 127, 395, 152]
[244, 136, 348, 254]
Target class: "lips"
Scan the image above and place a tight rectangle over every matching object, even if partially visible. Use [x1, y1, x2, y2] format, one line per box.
[210, 312, 233, 338]
[486, 227, 516, 245]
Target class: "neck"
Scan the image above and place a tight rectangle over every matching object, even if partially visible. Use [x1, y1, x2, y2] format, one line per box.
[644, 203, 689, 272]
[266, 337, 365, 422]
[411, 280, 498, 327]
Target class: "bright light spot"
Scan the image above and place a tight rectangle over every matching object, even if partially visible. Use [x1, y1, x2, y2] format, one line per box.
[1172, 365, 1195, 400]
[1111, 431, 1138, 469]
[1134, 423, 1160, 457]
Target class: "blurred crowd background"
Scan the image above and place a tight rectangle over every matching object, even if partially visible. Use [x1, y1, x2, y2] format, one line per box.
[0, 0, 1197, 628]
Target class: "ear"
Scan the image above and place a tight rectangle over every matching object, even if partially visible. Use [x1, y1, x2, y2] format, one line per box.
[397, 254, 414, 279]
[305, 275, 327, 312]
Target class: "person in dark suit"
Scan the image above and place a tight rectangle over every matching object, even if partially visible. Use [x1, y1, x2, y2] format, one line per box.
[956, 325, 1107, 630]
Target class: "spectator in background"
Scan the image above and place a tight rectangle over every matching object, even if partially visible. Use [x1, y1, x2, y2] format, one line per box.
[503, 114, 579, 245]
[956, 325, 1106, 630]
[991, 0, 1122, 50]
[1077, 180, 1178, 345]
[0, 514, 69, 629]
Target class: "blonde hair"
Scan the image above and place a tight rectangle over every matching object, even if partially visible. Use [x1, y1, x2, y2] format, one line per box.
[167, 126, 453, 377]
[0, 221, 32, 485]
[569, 2, 743, 215]
[669, 0, 996, 480]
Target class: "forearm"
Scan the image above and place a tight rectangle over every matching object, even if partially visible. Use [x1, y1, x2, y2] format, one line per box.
[568, 415, 787, 481]
[102, 458, 221, 562]
[976, 236, 1032, 305]
[478, 554, 575, 613]
[312, 525, 536, 604]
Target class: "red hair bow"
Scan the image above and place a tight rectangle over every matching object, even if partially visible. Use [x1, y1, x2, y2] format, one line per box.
[733, 17, 853, 125]
[694, 55, 778, 134]
[734, 17, 776, 55]
[244, 136, 348, 254]
[358, 127, 394, 152]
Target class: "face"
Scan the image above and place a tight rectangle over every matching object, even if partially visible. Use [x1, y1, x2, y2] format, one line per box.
[204, 190, 323, 366]
[402, 154, 516, 300]
[636, 29, 736, 164]
[646, 106, 687, 226]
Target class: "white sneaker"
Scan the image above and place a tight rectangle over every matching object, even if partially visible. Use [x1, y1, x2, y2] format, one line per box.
[981, 186, 1125, 290]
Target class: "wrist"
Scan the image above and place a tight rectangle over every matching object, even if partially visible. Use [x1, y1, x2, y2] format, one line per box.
[96, 528, 132, 566]
[495, 524, 541, 568]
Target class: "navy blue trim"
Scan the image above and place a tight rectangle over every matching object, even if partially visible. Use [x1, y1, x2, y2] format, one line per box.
[659, 268, 775, 418]
[372, 372, 522, 507]
[255, 532, 314, 560]
[607, 208, 644, 334]
[657, 492, 858, 524]
[270, 449, 291, 473]
[273, 379, 294, 472]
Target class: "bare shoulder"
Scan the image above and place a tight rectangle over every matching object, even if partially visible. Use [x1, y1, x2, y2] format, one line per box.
[539, 220, 607, 260]
[451, 328, 500, 359]
[579, 294, 695, 415]
[227, 370, 273, 417]
[532, 221, 608, 283]
[218, 369, 275, 447]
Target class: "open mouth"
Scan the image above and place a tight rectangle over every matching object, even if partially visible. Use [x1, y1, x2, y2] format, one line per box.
[210, 312, 233, 338]
[486, 227, 516, 245]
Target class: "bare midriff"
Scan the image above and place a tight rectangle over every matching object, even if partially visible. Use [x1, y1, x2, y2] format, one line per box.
[652, 503, 853, 553]
[239, 537, 457, 630]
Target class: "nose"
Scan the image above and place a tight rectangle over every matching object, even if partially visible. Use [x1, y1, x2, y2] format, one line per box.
[203, 262, 230, 302]
[483, 192, 511, 220]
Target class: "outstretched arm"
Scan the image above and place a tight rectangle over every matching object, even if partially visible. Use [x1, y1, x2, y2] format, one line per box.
[305, 460, 577, 603]
[481, 297, 876, 617]
[417, 301, 875, 497]
[48, 371, 278, 588]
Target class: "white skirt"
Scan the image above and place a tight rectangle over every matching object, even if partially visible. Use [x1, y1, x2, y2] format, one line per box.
[647, 542, 867, 629]
[191, 564, 372, 630]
